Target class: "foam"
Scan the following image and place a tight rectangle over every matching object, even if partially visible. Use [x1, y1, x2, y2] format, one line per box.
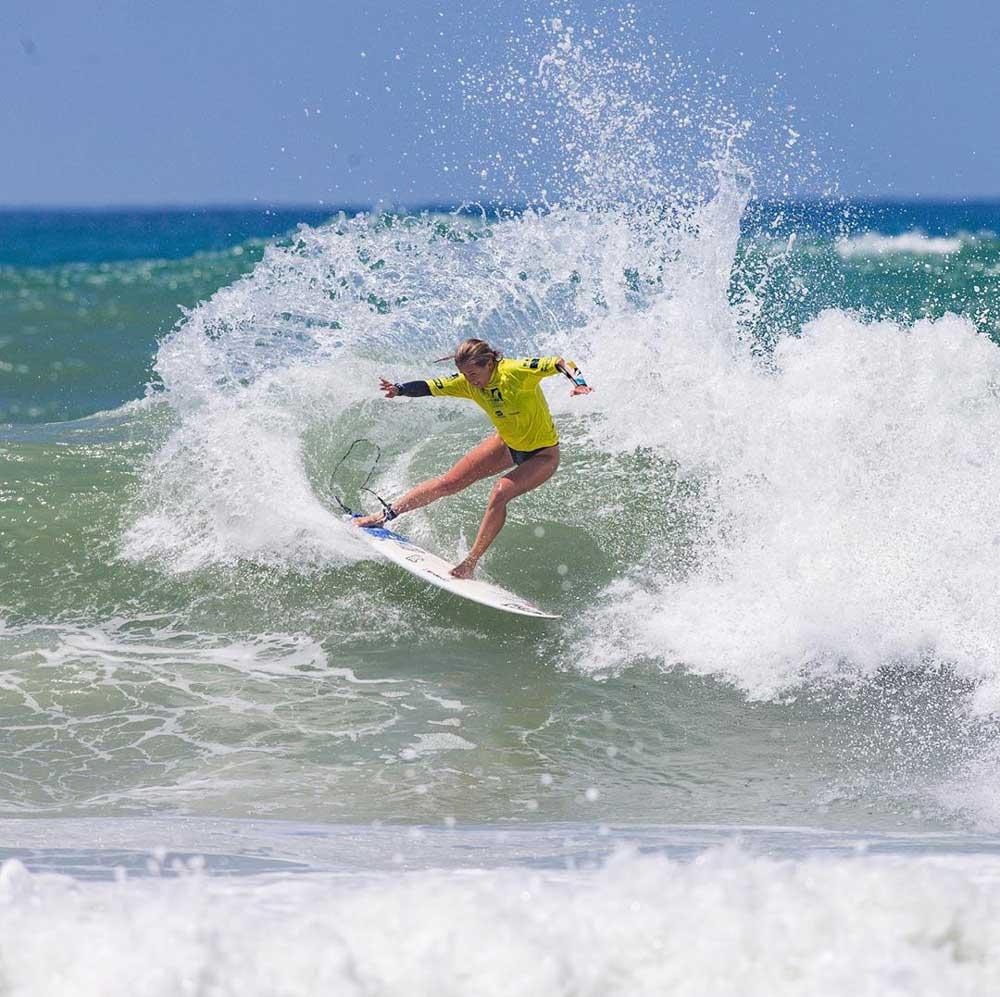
[405, 732, 476, 756]
[836, 230, 965, 257]
[3, 846, 1000, 995]
[0, 619, 429, 815]
[122, 377, 368, 571]
[579, 306, 1000, 702]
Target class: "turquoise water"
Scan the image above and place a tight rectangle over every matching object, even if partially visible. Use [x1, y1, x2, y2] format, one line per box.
[0, 208, 331, 423]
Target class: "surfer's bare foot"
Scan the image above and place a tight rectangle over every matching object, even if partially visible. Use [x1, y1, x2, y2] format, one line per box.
[354, 513, 384, 528]
[450, 559, 477, 579]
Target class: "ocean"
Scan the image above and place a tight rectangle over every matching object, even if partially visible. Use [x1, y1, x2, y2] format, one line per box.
[9, 30, 1000, 995]
[6, 197, 1000, 993]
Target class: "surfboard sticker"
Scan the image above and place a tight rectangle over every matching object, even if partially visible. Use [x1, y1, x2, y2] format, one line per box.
[351, 518, 560, 620]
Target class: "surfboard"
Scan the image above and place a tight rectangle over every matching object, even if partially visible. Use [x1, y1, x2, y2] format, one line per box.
[351, 518, 560, 619]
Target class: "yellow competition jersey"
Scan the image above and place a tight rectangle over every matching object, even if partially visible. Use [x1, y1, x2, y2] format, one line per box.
[426, 356, 571, 450]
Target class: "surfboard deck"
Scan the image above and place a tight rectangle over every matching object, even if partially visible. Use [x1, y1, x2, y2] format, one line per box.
[351, 518, 560, 620]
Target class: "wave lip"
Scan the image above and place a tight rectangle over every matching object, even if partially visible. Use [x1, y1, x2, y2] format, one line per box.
[836, 230, 966, 258]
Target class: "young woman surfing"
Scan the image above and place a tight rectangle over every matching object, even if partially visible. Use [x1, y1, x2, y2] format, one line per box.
[355, 338, 592, 578]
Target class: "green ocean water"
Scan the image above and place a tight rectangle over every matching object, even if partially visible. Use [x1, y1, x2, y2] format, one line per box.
[4, 202, 1000, 837]
[1, 209, 335, 423]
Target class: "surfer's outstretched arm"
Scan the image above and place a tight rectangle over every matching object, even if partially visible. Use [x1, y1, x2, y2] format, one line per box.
[379, 373, 474, 400]
[378, 377, 432, 398]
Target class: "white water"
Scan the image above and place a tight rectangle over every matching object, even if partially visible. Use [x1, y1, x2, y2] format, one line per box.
[836, 230, 966, 257]
[4, 840, 1000, 996]
[579, 306, 1000, 704]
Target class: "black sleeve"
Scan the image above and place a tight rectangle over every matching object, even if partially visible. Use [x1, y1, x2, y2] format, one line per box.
[396, 380, 432, 397]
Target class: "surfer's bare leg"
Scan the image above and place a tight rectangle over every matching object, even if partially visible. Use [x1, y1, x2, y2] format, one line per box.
[354, 434, 513, 527]
[450, 446, 560, 579]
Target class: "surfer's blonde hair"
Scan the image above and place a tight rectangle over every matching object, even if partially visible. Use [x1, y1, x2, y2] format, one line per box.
[435, 338, 502, 368]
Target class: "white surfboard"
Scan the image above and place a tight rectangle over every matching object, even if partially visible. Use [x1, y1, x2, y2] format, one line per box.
[351, 518, 560, 619]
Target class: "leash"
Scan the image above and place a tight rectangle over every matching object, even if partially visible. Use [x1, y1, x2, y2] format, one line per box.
[328, 439, 396, 520]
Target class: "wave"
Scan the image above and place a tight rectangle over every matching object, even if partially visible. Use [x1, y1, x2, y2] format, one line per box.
[3, 843, 1000, 994]
[124, 170, 751, 572]
[120, 12, 1000, 725]
[126, 180, 1000, 721]
[836, 230, 966, 257]
[578, 307, 1000, 704]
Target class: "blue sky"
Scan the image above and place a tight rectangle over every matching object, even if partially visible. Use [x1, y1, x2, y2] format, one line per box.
[5, 0, 999, 205]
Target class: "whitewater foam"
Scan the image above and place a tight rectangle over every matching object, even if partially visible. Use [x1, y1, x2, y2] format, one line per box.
[578, 305, 1000, 705]
[836, 230, 966, 257]
[4, 844, 1000, 996]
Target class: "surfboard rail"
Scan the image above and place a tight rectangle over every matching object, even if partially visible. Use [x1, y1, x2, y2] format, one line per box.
[352, 519, 561, 620]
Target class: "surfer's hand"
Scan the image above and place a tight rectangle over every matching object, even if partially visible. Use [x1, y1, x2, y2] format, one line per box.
[379, 378, 400, 398]
[570, 385, 593, 396]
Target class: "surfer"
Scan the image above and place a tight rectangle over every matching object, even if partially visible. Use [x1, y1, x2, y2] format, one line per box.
[355, 338, 592, 578]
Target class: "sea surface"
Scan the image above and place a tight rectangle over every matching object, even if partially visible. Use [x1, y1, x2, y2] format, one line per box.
[7, 198, 1000, 994]
[9, 28, 1000, 996]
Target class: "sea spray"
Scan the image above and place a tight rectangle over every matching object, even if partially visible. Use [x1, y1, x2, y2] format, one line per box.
[579, 310, 1000, 701]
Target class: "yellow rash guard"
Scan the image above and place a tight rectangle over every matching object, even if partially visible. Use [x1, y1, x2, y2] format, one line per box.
[426, 356, 571, 451]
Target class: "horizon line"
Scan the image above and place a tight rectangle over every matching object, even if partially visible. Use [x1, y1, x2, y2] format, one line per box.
[6, 195, 1000, 213]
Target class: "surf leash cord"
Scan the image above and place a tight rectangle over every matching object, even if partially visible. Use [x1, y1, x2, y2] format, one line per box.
[328, 439, 397, 520]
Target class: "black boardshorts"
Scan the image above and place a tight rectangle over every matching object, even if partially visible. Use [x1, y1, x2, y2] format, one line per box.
[507, 443, 558, 466]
